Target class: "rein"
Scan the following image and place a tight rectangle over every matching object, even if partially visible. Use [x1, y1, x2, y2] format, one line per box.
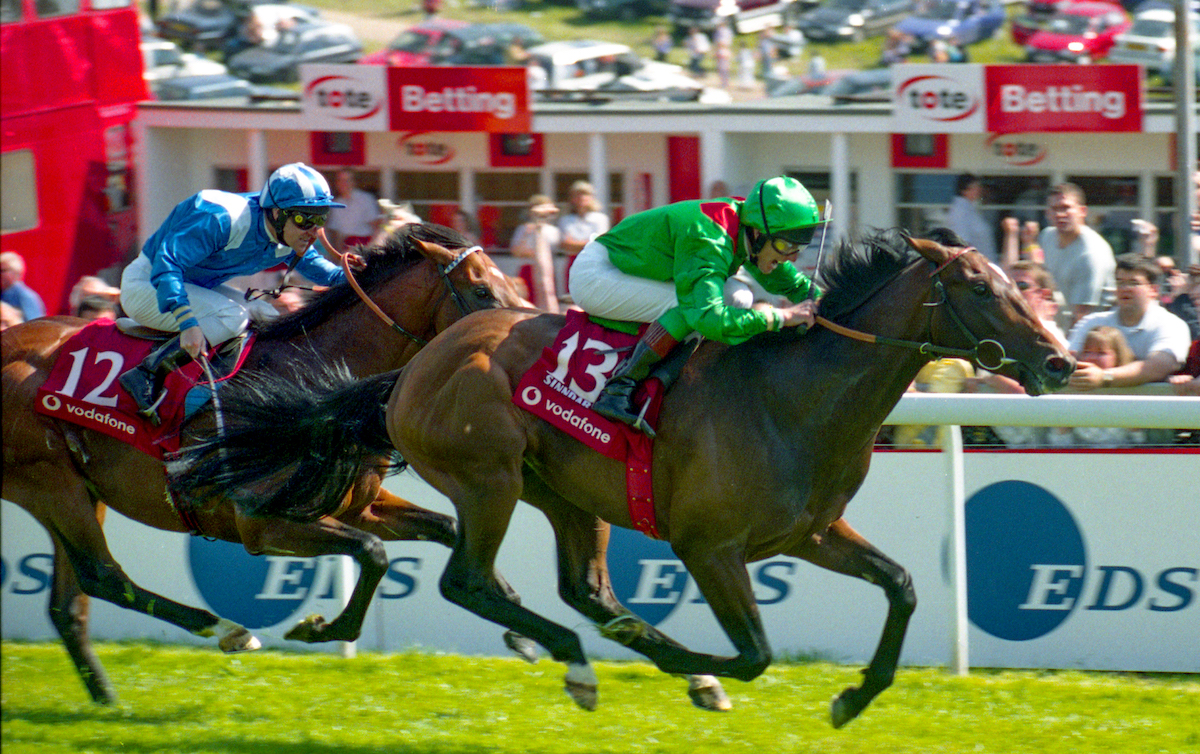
[320, 229, 481, 346]
[814, 246, 1015, 371]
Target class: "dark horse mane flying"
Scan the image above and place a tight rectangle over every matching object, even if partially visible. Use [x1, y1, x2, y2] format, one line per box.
[254, 222, 472, 343]
[815, 228, 923, 323]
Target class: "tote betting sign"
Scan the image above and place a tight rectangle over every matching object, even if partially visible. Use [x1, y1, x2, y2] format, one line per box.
[893, 64, 1143, 133]
[301, 64, 530, 133]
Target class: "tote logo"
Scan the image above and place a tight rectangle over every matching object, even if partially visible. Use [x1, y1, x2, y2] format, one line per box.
[892, 64, 986, 133]
[897, 74, 980, 122]
[986, 134, 1048, 167]
[300, 65, 388, 131]
[397, 132, 457, 165]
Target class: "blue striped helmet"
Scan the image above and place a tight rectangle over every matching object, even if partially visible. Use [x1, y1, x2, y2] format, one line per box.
[259, 163, 345, 210]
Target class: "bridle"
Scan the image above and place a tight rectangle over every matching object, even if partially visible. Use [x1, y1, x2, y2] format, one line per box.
[326, 229, 483, 347]
[814, 246, 1016, 371]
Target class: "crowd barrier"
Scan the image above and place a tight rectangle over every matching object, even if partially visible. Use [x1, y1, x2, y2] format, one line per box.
[3, 392, 1197, 673]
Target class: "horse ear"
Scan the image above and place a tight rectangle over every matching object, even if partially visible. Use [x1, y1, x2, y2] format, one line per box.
[412, 238, 458, 267]
[905, 234, 950, 266]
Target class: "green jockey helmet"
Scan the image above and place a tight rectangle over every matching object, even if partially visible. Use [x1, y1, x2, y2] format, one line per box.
[742, 176, 825, 249]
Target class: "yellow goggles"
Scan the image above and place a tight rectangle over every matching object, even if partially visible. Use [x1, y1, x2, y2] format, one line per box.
[289, 211, 328, 230]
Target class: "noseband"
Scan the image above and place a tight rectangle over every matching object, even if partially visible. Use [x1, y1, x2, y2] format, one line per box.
[340, 244, 483, 347]
[814, 246, 1015, 371]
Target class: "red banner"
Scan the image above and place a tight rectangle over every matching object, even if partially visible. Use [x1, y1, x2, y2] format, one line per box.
[387, 67, 530, 133]
[984, 65, 1142, 133]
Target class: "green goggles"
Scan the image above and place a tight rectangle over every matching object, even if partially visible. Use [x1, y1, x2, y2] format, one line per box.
[288, 211, 329, 230]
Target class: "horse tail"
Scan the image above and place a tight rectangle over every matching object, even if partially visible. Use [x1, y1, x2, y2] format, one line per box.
[166, 364, 400, 522]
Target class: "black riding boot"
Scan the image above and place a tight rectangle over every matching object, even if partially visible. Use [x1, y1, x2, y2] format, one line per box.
[118, 335, 194, 424]
[593, 324, 684, 438]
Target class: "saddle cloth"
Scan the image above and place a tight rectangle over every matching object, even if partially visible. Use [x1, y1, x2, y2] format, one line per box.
[511, 309, 665, 538]
[35, 319, 253, 459]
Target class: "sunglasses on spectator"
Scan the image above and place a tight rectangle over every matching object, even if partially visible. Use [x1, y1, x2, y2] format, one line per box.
[288, 211, 328, 230]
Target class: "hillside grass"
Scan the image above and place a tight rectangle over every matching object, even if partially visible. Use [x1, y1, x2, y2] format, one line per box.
[3, 641, 1198, 753]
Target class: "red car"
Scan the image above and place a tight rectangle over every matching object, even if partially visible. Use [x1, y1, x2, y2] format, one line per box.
[1023, 1, 1131, 64]
[357, 18, 469, 67]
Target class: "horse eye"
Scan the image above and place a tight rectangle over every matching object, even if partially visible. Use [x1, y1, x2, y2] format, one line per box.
[972, 283, 990, 297]
[473, 286, 492, 300]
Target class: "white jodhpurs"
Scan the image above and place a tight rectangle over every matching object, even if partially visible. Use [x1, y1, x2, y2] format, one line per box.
[568, 240, 678, 323]
[120, 255, 278, 344]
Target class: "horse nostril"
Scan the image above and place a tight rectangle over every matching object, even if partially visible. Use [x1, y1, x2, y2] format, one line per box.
[1046, 355, 1074, 376]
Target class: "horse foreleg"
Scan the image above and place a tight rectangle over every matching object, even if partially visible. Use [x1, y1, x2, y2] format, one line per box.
[48, 535, 115, 704]
[791, 518, 916, 729]
[237, 512, 387, 644]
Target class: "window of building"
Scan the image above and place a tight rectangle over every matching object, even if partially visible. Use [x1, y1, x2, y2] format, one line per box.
[35, 0, 81, 19]
[474, 171, 539, 249]
[391, 170, 461, 231]
[1, 150, 39, 233]
[895, 172, 1051, 251]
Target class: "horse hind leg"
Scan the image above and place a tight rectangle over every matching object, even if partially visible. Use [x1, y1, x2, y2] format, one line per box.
[521, 475, 730, 711]
[48, 536, 115, 704]
[437, 483, 597, 710]
[790, 518, 916, 728]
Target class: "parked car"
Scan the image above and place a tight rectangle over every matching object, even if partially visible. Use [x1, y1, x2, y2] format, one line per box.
[1107, 7, 1200, 77]
[226, 16, 362, 82]
[526, 39, 731, 102]
[357, 18, 469, 66]
[1024, 1, 1130, 63]
[794, 0, 914, 42]
[152, 72, 254, 100]
[770, 66, 891, 99]
[891, 0, 1006, 50]
[577, 0, 670, 21]
[361, 22, 543, 67]
[667, 0, 808, 38]
[142, 37, 228, 83]
[156, 0, 309, 52]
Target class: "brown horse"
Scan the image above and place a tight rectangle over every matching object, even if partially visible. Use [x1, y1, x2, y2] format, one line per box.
[0, 223, 528, 704]
[170, 230, 1074, 726]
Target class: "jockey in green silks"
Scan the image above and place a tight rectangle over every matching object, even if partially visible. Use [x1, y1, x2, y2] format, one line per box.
[567, 175, 827, 436]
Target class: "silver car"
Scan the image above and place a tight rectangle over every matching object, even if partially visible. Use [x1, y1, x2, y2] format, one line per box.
[1107, 7, 1199, 77]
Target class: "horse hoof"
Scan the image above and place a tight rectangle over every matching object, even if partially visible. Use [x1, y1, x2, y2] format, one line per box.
[830, 687, 860, 729]
[564, 663, 598, 711]
[285, 614, 328, 643]
[219, 626, 262, 654]
[687, 674, 732, 712]
[503, 630, 539, 664]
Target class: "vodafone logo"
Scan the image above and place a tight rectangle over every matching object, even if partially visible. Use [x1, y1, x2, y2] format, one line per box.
[898, 74, 980, 122]
[986, 134, 1047, 167]
[41, 394, 62, 411]
[304, 74, 383, 121]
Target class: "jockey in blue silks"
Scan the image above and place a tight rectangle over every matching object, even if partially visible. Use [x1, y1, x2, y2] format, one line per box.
[118, 162, 363, 421]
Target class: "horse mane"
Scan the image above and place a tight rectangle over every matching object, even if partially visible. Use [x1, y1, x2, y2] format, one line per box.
[255, 222, 471, 342]
[816, 228, 927, 323]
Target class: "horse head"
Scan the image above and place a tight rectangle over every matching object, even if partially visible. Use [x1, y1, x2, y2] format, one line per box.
[907, 231, 1075, 396]
[409, 237, 529, 329]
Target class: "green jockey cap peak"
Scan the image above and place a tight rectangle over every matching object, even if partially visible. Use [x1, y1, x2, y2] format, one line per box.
[741, 176, 825, 246]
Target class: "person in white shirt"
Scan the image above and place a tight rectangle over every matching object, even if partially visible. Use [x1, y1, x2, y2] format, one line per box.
[1038, 182, 1116, 325]
[946, 173, 997, 263]
[557, 180, 610, 292]
[1066, 254, 1191, 390]
[326, 169, 382, 250]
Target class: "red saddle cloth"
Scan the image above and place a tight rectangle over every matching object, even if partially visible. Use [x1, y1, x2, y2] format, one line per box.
[512, 309, 665, 538]
[34, 320, 249, 459]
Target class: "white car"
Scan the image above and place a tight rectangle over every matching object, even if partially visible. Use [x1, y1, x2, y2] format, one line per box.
[1107, 7, 1199, 77]
[142, 37, 228, 83]
[525, 39, 731, 103]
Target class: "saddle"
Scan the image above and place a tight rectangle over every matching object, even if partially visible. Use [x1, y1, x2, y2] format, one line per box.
[35, 320, 254, 458]
[512, 310, 675, 538]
